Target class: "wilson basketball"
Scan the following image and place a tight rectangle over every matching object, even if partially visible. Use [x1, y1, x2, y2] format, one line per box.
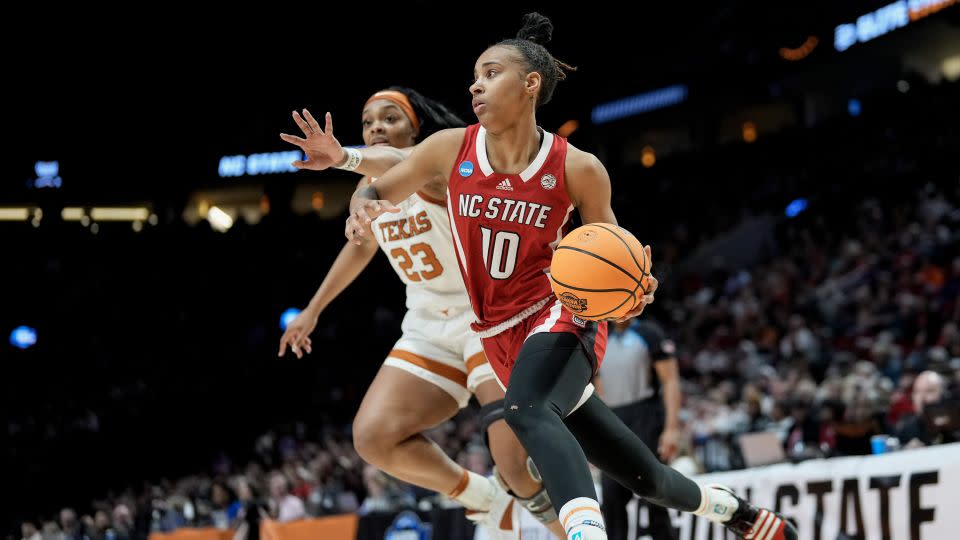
[549, 223, 653, 321]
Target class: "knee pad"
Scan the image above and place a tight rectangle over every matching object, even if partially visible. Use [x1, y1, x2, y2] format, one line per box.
[479, 399, 505, 450]
[480, 399, 506, 433]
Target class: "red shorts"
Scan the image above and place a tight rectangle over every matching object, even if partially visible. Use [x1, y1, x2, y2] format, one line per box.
[480, 298, 608, 388]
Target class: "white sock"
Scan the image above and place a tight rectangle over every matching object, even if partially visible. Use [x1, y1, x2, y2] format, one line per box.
[448, 470, 495, 511]
[559, 497, 607, 540]
[693, 484, 740, 523]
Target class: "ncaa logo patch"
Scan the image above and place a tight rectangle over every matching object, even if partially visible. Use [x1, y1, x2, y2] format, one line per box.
[458, 161, 475, 177]
[572, 533, 582, 540]
[572, 315, 587, 327]
[540, 173, 557, 189]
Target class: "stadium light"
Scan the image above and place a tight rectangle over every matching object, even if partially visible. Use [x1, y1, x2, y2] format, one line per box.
[0, 208, 31, 221]
[848, 99, 862, 117]
[280, 308, 301, 330]
[62, 207, 85, 221]
[207, 206, 234, 233]
[785, 198, 809, 218]
[641, 146, 656, 168]
[90, 207, 150, 222]
[10, 326, 37, 349]
[592, 85, 688, 124]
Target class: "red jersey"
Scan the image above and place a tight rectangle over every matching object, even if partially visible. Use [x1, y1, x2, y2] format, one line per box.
[446, 124, 575, 333]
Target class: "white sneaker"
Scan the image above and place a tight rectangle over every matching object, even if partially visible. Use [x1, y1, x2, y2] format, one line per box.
[465, 476, 520, 539]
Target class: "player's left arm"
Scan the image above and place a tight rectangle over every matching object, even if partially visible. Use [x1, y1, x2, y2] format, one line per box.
[566, 146, 658, 321]
[565, 145, 617, 226]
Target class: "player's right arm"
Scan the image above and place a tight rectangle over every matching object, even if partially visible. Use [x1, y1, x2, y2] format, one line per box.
[278, 176, 381, 359]
[280, 109, 414, 177]
[345, 128, 463, 245]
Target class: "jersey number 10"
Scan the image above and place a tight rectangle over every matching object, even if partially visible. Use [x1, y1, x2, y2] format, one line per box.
[480, 226, 520, 280]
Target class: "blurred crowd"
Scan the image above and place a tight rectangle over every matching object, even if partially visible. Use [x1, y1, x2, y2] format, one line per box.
[15, 410, 491, 540]
[667, 182, 959, 470]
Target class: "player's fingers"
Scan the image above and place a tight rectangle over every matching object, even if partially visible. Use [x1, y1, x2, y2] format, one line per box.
[616, 298, 647, 323]
[292, 111, 312, 136]
[356, 207, 373, 226]
[279, 330, 298, 357]
[303, 109, 322, 134]
[325, 112, 333, 135]
[664, 445, 678, 461]
[345, 218, 364, 244]
[279, 133, 306, 146]
[647, 275, 659, 292]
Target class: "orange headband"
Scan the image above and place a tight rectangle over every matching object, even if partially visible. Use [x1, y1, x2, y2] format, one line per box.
[364, 90, 420, 132]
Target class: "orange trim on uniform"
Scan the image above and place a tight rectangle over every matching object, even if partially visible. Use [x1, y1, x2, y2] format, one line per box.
[561, 506, 603, 531]
[416, 190, 447, 206]
[448, 469, 470, 498]
[499, 500, 515, 531]
[389, 349, 467, 387]
[365, 90, 420, 131]
[466, 352, 487, 375]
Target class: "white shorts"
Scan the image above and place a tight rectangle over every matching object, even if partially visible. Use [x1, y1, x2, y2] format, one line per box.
[384, 305, 497, 408]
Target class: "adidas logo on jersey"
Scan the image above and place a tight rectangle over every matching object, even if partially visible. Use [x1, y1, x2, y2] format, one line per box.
[496, 179, 514, 191]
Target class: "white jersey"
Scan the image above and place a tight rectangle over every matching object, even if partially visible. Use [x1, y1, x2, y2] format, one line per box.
[371, 189, 470, 311]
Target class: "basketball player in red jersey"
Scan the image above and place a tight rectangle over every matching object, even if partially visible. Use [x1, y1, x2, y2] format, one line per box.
[279, 87, 565, 538]
[294, 14, 796, 540]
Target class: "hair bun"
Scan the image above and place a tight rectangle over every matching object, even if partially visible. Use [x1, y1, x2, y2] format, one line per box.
[516, 12, 553, 45]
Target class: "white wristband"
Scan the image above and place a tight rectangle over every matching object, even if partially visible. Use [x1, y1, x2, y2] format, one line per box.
[336, 147, 363, 171]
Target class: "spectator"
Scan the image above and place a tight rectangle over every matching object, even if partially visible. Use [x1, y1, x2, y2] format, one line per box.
[40, 522, 63, 540]
[267, 473, 305, 523]
[896, 370, 951, 447]
[358, 465, 415, 516]
[21, 523, 42, 540]
[59, 510, 89, 540]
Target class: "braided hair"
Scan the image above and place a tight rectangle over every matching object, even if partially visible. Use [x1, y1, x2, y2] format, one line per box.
[496, 13, 576, 107]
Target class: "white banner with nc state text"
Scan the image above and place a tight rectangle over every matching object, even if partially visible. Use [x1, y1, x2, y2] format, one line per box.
[677, 443, 960, 540]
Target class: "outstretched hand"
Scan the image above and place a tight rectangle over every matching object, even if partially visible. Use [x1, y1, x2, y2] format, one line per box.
[345, 199, 400, 245]
[278, 308, 318, 359]
[280, 109, 345, 171]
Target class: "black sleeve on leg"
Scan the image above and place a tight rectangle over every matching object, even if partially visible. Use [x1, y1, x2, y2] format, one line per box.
[503, 332, 599, 510]
[565, 394, 702, 512]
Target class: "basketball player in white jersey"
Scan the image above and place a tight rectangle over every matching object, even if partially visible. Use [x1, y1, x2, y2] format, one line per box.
[279, 88, 565, 538]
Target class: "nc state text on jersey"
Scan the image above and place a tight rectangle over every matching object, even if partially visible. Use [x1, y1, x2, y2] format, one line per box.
[457, 194, 553, 229]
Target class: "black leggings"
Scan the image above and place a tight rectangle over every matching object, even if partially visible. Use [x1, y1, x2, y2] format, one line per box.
[502, 332, 702, 515]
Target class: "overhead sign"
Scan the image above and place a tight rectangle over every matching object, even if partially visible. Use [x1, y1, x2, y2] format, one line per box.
[219, 150, 305, 178]
[835, 0, 958, 52]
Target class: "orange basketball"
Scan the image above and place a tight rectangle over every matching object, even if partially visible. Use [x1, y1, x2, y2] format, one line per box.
[549, 223, 653, 321]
